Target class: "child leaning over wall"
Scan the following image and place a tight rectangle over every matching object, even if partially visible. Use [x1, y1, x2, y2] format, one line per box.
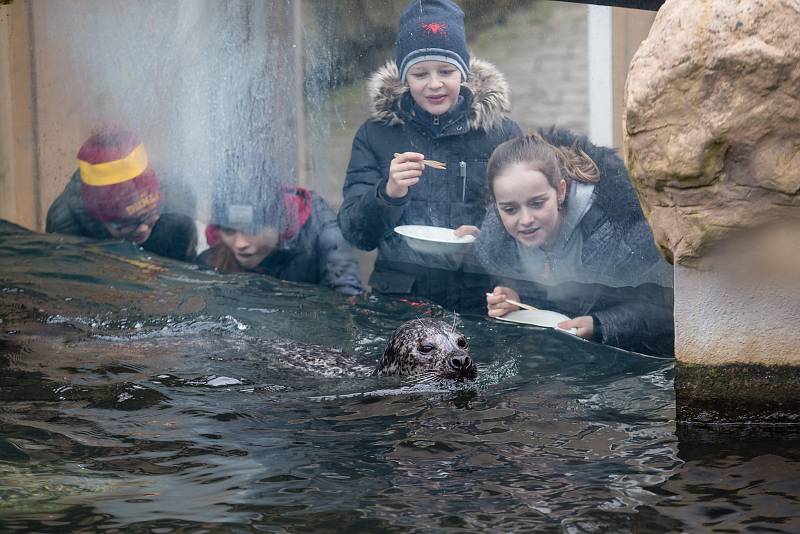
[477, 128, 675, 356]
[46, 126, 197, 263]
[198, 176, 364, 296]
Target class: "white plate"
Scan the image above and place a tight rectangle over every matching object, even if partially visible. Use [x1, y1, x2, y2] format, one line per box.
[494, 309, 577, 334]
[394, 225, 475, 254]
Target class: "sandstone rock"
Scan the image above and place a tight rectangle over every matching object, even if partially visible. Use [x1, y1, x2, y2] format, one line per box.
[623, 0, 800, 267]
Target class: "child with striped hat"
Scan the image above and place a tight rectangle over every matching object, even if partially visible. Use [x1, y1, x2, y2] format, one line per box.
[46, 127, 197, 262]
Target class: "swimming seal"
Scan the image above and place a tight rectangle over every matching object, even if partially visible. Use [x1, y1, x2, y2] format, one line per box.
[376, 318, 477, 381]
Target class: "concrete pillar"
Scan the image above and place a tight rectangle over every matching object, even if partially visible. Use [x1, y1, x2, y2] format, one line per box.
[674, 225, 800, 424]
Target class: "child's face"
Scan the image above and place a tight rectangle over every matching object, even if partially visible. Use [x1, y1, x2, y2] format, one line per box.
[219, 227, 279, 270]
[493, 163, 566, 249]
[406, 60, 462, 116]
[104, 208, 160, 245]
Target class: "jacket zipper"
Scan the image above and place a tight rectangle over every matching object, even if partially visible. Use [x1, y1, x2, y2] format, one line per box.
[459, 161, 467, 202]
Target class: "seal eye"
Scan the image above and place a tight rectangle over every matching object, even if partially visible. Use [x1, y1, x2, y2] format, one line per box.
[456, 337, 467, 349]
[419, 344, 435, 354]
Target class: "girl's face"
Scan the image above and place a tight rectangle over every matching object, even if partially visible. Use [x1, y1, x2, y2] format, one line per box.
[219, 227, 279, 270]
[406, 60, 462, 116]
[492, 163, 566, 249]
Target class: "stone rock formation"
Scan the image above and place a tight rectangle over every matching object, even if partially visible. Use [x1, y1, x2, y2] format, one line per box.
[623, 0, 800, 268]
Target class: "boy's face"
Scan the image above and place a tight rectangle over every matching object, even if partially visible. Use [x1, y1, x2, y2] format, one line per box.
[104, 208, 160, 245]
[406, 60, 462, 116]
[218, 227, 279, 270]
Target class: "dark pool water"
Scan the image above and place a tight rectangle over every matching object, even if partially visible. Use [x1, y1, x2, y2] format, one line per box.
[1, 223, 799, 533]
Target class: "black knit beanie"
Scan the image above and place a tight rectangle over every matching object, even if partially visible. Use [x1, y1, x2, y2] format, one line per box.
[396, 0, 470, 83]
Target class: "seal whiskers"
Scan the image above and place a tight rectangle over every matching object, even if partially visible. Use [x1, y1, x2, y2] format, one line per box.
[406, 371, 441, 386]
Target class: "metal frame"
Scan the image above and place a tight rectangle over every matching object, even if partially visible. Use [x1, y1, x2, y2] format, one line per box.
[555, 0, 664, 11]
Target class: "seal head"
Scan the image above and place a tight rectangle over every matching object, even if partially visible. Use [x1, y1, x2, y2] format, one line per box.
[376, 318, 477, 381]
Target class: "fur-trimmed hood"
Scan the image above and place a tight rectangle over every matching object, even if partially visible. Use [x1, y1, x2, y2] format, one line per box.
[367, 58, 512, 132]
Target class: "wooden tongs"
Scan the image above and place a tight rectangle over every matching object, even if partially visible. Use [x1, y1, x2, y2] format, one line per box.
[485, 294, 541, 312]
[393, 153, 447, 170]
[505, 298, 540, 312]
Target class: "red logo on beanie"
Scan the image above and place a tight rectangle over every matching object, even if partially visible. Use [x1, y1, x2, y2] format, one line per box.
[421, 22, 448, 36]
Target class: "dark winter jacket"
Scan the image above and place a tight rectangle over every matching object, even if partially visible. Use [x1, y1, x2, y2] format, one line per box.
[338, 58, 522, 311]
[474, 128, 675, 356]
[197, 188, 364, 296]
[46, 171, 197, 262]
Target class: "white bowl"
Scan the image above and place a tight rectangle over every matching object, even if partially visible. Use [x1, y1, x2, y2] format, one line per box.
[394, 225, 475, 255]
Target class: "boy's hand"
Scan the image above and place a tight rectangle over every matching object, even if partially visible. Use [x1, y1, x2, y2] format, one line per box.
[386, 152, 424, 199]
[454, 225, 479, 238]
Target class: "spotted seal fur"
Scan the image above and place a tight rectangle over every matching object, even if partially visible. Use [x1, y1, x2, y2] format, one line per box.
[375, 318, 477, 381]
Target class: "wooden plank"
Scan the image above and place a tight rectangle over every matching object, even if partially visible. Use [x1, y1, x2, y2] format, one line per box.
[28, 1, 85, 230]
[0, 3, 16, 222]
[612, 6, 656, 149]
[0, 0, 38, 230]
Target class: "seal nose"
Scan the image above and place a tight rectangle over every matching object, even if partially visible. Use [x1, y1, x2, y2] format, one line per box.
[449, 354, 472, 371]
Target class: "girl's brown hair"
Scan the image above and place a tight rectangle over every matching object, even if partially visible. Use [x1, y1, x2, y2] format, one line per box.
[486, 131, 600, 201]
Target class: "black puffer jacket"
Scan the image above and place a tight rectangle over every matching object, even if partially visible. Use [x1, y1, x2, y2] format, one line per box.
[474, 128, 674, 356]
[197, 189, 364, 296]
[46, 171, 197, 262]
[338, 58, 521, 311]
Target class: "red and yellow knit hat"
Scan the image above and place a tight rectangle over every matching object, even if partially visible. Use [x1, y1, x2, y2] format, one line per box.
[78, 127, 161, 222]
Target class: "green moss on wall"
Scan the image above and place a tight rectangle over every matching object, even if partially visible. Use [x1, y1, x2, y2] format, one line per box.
[676, 361, 800, 425]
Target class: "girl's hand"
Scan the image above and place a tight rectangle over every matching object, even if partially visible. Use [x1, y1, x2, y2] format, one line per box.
[558, 316, 594, 339]
[486, 286, 520, 318]
[386, 152, 424, 199]
[454, 225, 479, 238]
